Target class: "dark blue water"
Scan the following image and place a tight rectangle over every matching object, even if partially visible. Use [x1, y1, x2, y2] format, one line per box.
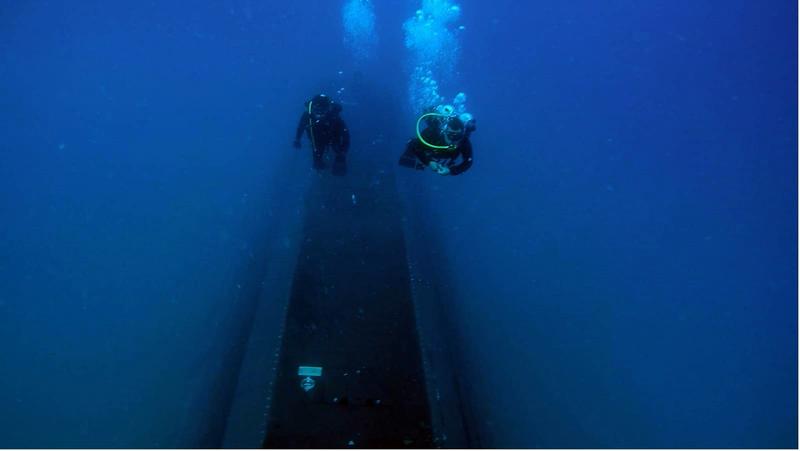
[0, 1, 796, 448]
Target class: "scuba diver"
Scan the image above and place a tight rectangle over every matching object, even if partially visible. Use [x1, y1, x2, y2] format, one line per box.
[294, 94, 350, 175]
[398, 104, 476, 176]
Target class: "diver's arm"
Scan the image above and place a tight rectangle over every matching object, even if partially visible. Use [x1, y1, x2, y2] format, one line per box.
[409, 140, 432, 166]
[294, 112, 309, 143]
[448, 140, 473, 175]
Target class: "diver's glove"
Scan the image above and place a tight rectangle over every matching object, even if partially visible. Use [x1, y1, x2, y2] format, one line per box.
[292, 139, 301, 149]
[428, 161, 450, 176]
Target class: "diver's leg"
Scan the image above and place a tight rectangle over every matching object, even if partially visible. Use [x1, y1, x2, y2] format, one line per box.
[312, 138, 333, 171]
[332, 149, 347, 176]
[312, 147, 325, 170]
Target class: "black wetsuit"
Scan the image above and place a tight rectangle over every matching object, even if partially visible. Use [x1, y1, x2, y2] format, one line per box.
[295, 107, 350, 170]
[399, 125, 473, 175]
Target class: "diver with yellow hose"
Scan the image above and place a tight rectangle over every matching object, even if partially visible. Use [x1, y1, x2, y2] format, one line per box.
[399, 104, 476, 176]
[294, 94, 350, 174]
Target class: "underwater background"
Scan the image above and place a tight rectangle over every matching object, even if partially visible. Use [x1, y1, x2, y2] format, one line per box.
[0, 0, 796, 448]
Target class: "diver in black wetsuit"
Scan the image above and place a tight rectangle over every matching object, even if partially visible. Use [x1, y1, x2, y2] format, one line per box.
[294, 94, 350, 175]
[398, 106, 475, 176]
